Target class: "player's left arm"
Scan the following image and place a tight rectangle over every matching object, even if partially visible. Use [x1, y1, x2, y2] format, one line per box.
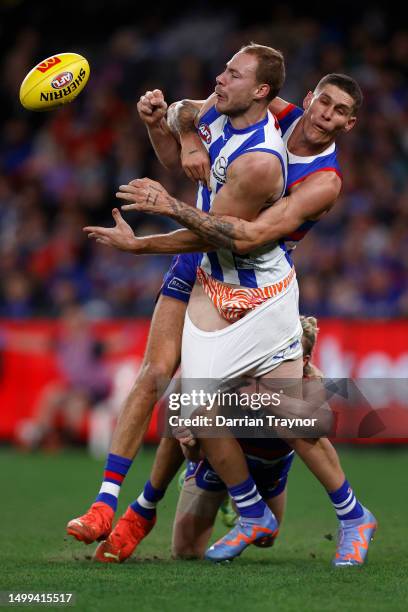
[229, 170, 341, 253]
[117, 169, 340, 252]
[117, 153, 283, 247]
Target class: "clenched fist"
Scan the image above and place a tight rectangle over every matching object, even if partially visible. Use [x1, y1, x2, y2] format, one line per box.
[137, 89, 168, 127]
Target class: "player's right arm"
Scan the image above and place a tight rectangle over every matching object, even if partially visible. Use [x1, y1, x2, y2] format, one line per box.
[268, 97, 293, 116]
[168, 95, 215, 189]
[137, 89, 181, 170]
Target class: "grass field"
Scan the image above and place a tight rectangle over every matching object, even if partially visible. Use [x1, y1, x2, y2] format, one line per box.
[2, 445, 408, 611]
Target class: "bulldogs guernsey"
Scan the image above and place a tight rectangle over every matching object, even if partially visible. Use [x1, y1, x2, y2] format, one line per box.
[278, 103, 342, 251]
[196, 104, 290, 288]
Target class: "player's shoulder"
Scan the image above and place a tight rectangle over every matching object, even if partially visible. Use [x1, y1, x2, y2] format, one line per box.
[302, 167, 342, 194]
[229, 149, 282, 181]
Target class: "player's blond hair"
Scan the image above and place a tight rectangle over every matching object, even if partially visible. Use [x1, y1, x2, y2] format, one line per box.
[300, 315, 319, 376]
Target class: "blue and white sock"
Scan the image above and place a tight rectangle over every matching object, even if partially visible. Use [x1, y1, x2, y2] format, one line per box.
[228, 476, 266, 519]
[328, 479, 364, 521]
[130, 480, 165, 520]
[95, 453, 132, 511]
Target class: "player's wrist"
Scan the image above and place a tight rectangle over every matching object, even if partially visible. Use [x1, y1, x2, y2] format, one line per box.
[180, 132, 202, 149]
[130, 235, 149, 254]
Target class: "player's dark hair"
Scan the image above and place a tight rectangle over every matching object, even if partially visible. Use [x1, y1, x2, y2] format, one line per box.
[240, 43, 285, 101]
[315, 73, 363, 114]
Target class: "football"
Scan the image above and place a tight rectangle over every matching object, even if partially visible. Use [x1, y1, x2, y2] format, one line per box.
[19, 52, 90, 111]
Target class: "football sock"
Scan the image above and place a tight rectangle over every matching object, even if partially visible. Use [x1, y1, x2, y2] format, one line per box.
[130, 480, 166, 520]
[228, 476, 266, 519]
[95, 453, 132, 511]
[328, 479, 364, 521]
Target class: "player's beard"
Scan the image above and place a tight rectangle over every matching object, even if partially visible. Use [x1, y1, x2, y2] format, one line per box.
[223, 99, 253, 118]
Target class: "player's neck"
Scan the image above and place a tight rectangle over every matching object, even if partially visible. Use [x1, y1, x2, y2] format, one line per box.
[228, 105, 268, 130]
[288, 117, 335, 156]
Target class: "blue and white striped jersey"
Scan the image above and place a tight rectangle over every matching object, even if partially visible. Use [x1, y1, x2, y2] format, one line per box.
[196, 104, 291, 288]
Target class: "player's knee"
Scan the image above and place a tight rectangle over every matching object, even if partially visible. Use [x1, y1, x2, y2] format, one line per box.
[171, 516, 206, 560]
[171, 539, 204, 559]
[139, 360, 174, 382]
[171, 544, 203, 560]
[134, 361, 175, 395]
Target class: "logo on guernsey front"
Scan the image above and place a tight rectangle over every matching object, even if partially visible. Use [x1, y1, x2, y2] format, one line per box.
[199, 123, 212, 144]
[213, 155, 227, 184]
[36, 56, 62, 74]
[51, 72, 73, 89]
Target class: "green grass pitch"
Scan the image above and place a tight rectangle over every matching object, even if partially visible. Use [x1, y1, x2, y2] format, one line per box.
[2, 446, 408, 611]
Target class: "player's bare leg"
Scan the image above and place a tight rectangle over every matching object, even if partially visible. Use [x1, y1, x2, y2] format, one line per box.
[203, 358, 302, 561]
[289, 437, 344, 491]
[66, 295, 186, 544]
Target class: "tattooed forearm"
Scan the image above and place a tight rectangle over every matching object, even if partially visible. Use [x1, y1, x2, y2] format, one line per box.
[167, 100, 199, 136]
[166, 197, 251, 251]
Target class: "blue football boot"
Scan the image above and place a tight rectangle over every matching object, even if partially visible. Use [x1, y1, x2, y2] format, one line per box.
[333, 507, 377, 567]
[205, 505, 279, 562]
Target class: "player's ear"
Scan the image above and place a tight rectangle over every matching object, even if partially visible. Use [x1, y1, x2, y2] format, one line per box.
[255, 83, 270, 101]
[342, 115, 357, 133]
[303, 91, 313, 110]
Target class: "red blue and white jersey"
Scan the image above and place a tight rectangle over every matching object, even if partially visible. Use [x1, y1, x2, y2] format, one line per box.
[277, 103, 342, 248]
[196, 104, 292, 288]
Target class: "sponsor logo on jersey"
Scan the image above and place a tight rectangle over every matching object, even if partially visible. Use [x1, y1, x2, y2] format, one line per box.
[51, 71, 73, 89]
[36, 56, 62, 73]
[199, 123, 212, 144]
[167, 277, 193, 295]
[212, 155, 227, 184]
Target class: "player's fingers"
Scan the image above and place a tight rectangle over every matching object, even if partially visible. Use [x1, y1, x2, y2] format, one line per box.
[185, 164, 199, 181]
[183, 166, 197, 183]
[112, 208, 126, 225]
[137, 98, 153, 114]
[116, 192, 143, 203]
[95, 237, 111, 246]
[204, 162, 212, 191]
[195, 163, 207, 183]
[128, 178, 152, 188]
[121, 203, 143, 211]
[83, 227, 110, 236]
[118, 183, 139, 193]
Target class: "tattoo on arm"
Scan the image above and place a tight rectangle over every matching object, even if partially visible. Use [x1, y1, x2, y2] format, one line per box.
[166, 197, 250, 251]
[167, 100, 199, 136]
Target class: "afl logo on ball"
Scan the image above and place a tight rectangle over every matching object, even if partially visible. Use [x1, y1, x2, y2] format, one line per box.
[199, 123, 212, 144]
[51, 72, 74, 89]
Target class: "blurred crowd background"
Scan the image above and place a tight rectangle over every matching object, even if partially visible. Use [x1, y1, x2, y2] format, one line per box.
[0, 1, 407, 320]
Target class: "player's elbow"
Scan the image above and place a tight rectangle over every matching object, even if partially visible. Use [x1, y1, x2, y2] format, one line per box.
[232, 226, 271, 254]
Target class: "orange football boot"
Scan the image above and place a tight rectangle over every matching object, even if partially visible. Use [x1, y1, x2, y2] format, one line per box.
[66, 502, 114, 544]
[93, 507, 156, 563]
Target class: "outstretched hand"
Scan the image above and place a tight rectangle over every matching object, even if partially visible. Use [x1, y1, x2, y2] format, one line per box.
[116, 178, 175, 216]
[83, 208, 141, 252]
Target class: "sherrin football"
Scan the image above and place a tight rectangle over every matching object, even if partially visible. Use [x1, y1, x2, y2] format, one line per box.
[19, 52, 90, 111]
